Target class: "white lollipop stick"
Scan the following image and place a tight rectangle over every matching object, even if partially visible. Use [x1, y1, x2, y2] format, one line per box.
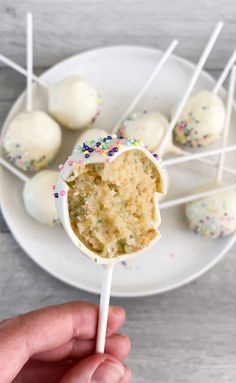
[180, 149, 236, 176]
[163, 143, 236, 167]
[112, 39, 179, 133]
[216, 65, 236, 183]
[213, 50, 236, 94]
[96, 265, 114, 353]
[158, 21, 223, 154]
[26, 13, 33, 111]
[0, 54, 48, 88]
[0, 157, 29, 182]
[160, 181, 236, 210]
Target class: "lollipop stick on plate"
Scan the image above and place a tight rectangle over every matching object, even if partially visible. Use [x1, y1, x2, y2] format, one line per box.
[112, 39, 178, 134]
[0, 54, 47, 88]
[216, 65, 236, 182]
[158, 21, 223, 155]
[26, 13, 33, 111]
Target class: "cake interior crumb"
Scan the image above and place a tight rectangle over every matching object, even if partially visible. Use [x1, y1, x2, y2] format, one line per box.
[67, 150, 161, 258]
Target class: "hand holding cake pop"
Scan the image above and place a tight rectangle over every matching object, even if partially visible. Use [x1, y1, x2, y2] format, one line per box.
[54, 134, 166, 352]
[2, 13, 62, 172]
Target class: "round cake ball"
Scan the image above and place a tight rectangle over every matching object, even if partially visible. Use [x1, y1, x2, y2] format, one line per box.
[185, 188, 236, 238]
[23, 170, 59, 225]
[73, 128, 108, 151]
[174, 90, 225, 148]
[119, 111, 172, 152]
[3, 111, 62, 172]
[49, 76, 99, 130]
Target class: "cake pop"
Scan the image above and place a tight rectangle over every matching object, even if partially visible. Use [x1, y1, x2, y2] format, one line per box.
[2, 13, 62, 172]
[185, 66, 236, 238]
[158, 22, 224, 155]
[49, 76, 99, 130]
[173, 90, 225, 147]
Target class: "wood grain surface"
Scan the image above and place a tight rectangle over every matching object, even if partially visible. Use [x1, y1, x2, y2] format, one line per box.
[0, 1, 236, 382]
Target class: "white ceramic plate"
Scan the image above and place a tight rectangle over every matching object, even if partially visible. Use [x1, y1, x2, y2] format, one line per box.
[1, 45, 236, 297]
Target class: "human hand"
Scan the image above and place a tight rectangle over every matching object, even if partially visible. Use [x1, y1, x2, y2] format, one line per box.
[0, 301, 131, 383]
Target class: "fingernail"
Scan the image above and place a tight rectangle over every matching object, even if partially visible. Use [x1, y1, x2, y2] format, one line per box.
[92, 359, 125, 383]
[110, 306, 125, 316]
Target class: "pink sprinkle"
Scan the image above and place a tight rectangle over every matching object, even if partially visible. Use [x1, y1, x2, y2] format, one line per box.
[68, 160, 74, 166]
[105, 158, 111, 163]
[60, 190, 67, 197]
[77, 160, 83, 164]
[116, 140, 123, 145]
[145, 145, 149, 149]
[52, 184, 56, 190]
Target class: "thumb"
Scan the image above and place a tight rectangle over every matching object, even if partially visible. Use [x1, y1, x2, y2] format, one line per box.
[58, 353, 131, 383]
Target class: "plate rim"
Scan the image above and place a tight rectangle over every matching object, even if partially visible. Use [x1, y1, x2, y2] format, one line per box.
[1, 44, 235, 297]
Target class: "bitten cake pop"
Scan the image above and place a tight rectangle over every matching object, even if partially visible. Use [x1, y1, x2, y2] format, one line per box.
[0, 157, 59, 225]
[2, 13, 62, 172]
[49, 76, 99, 130]
[73, 128, 108, 150]
[54, 135, 166, 261]
[119, 111, 178, 153]
[173, 90, 225, 147]
[185, 66, 236, 238]
[54, 134, 166, 354]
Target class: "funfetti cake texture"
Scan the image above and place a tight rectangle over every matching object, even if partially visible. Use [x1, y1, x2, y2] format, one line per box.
[54, 135, 166, 264]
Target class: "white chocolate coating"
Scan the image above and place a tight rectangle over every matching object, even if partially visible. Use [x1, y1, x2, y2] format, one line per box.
[49, 76, 99, 130]
[54, 135, 166, 264]
[3, 111, 62, 172]
[23, 170, 59, 225]
[174, 90, 226, 147]
[73, 128, 108, 151]
[119, 111, 173, 152]
[185, 182, 236, 238]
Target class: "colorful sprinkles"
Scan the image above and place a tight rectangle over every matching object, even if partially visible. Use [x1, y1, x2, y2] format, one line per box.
[186, 193, 236, 238]
[54, 135, 162, 199]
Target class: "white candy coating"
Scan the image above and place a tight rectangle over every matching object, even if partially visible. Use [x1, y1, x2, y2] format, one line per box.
[73, 128, 108, 151]
[49, 76, 99, 130]
[23, 170, 59, 225]
[54, 136, 166, 264]
[174, 90, 226, 147]
[185, 182, 236, 238]
[119, 111, 173, 152]
[3, 111, 62, 172]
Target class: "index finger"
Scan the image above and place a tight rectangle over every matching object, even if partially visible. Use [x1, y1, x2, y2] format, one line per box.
[0, 301, 125, 383]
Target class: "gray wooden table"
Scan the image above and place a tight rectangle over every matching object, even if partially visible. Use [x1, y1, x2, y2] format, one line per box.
[1, 1, 236, 382]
